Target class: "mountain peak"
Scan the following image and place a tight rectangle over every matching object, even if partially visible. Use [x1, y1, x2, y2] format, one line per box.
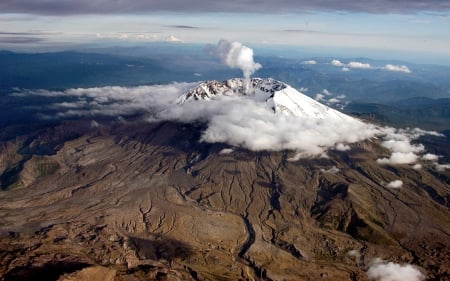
[178, 77, 354, 121]
[176, 78, 286, 104]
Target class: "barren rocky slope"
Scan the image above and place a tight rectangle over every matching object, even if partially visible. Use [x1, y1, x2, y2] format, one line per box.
[0, 120, 449, 281]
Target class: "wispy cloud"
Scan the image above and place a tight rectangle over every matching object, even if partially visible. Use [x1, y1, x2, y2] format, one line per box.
[314, 89, 348, 109]
[330, 59, 412, 73]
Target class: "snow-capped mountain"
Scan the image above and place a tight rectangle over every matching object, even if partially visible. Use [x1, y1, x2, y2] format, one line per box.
[178, 78, 354, 121]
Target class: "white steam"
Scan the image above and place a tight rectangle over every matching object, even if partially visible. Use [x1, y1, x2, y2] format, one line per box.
[367, 258, 425, 281]
[208, 39, 262, 80]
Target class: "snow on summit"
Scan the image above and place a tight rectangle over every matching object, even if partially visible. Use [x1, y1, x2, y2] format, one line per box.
[178, 78, 354, 122]
[164, 77, 381, 154]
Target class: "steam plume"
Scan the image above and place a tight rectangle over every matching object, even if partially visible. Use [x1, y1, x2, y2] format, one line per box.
[208, 40, 262, 90]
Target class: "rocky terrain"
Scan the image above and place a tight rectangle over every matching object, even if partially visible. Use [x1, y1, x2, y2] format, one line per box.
[0, 118, 449, 281]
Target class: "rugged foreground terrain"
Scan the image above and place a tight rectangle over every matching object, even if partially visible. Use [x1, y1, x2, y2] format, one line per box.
[0, 120, 449, 280]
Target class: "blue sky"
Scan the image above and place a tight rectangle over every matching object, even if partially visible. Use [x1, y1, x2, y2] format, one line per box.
[1, 0, 449, 63]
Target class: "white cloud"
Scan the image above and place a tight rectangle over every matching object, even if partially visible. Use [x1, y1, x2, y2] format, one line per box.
[331, 59, 345, 67]
[219, 148, 234, 154]
[302, 60, 317, 65]
[386, 180, 403, 188]
[190, 99, 379, 153]
[380, 139, 424, 154]
[383, 64, 411, 73]
[315, 93, 325, 101]
[335, 143, 350, 151]
[367, 258, 425, 281]
[18, 83, 194, 118]
[287, 151, 329, 161]
[43, 82, 378, 155]
[407, 128, 443, 138]
[376, 128, 439, 165]
[331, 60, 411, 74]
[298, 87, 308, 92]
[287, 153, 303, 162]
[347, 61, 372, 69]
[322, 89, 332, 95]
[166, 35, 183, 42]
[422, 153, 440, 161]
[331, 59, 371, 69]
[377, 152, 419, 164]
[435, 163, 450, 171]
[328, 98, 340, 104]
[413, 163, 422, 170]
[14, 82, 443, 161]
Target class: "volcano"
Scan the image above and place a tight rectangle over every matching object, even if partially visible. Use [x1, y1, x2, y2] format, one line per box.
[178, 78, 353, 121]
[0, 78, 449, 281]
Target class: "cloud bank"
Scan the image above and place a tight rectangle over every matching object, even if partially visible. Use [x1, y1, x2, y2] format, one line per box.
[367, 258, 425, 281]
[13, 82, 441, 160]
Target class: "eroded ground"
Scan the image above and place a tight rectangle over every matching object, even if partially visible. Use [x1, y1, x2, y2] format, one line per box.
[1, 121, 449, 280]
